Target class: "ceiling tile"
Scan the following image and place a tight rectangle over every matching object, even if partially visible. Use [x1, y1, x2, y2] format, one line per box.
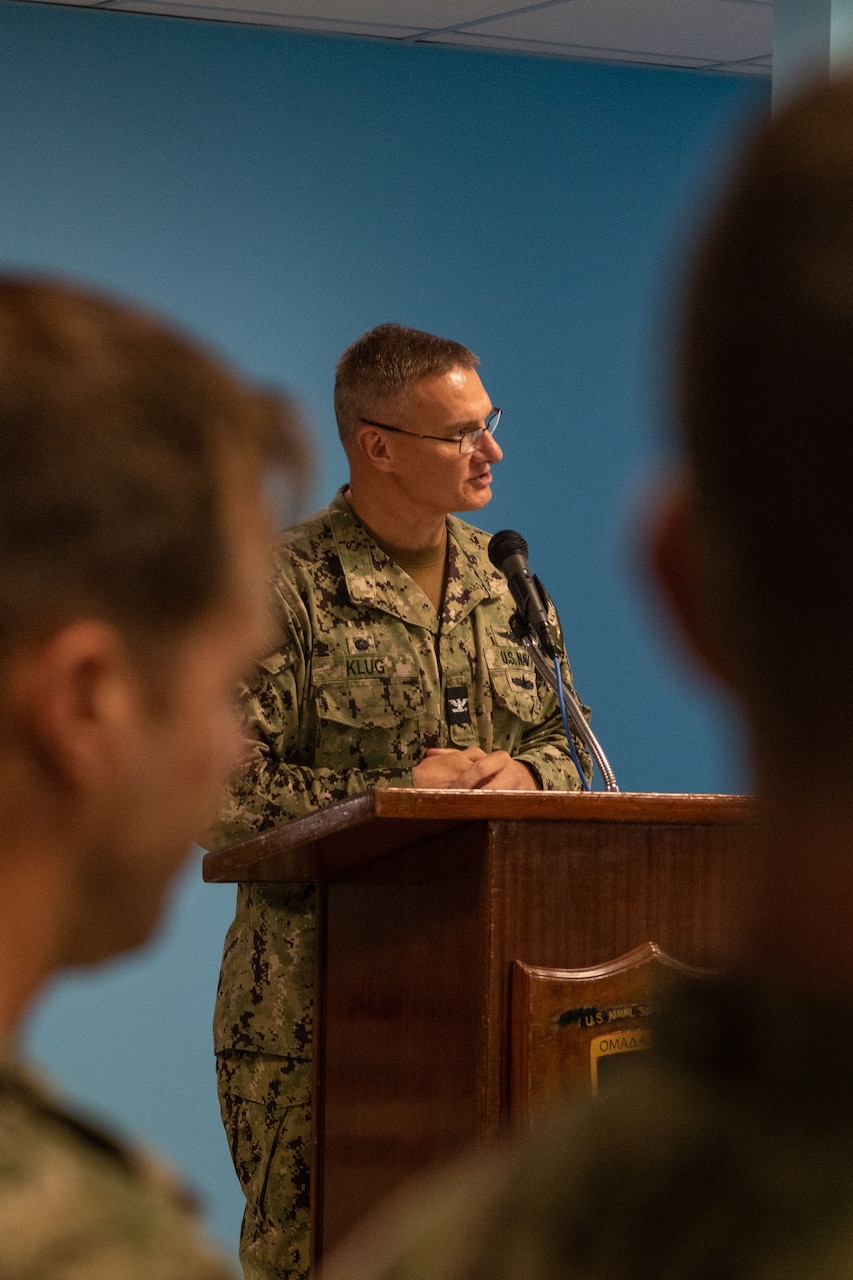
[430, 29, 715, 68]
[453, 0, 772, 64]
[108, 0, 424, 28]
[12, 0, 777, 75]
[163, 0, 520, 24]
[710, 61, 771, 75]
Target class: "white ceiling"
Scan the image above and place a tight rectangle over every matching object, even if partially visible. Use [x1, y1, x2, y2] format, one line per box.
[20, 0, 774, 77]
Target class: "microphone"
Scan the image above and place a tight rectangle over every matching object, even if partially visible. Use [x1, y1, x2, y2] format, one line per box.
[488, 530, 557, 658]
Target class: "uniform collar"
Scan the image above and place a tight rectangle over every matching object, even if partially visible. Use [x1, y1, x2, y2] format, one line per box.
[0, 1032, 69, 1122]
[328, 487, 504, 631]
[0, 1033, 155, 1178]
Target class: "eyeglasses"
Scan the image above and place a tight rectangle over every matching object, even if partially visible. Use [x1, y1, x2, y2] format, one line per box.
[358, 407, 501, 456]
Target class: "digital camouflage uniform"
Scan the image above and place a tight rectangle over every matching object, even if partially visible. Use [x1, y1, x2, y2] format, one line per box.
[0, 1035, 237, 1280]
[211, 488, 590, 1280]
[324, 976, 853, 1280]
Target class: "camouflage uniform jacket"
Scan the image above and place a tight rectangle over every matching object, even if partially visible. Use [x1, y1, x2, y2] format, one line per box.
[0, 1036, 237, 1280]
[211, 491, 590, 1278]
[213, 488, 589, 1059]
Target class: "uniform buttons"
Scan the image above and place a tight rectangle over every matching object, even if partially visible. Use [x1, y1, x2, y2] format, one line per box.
[355, 637, 369, 651]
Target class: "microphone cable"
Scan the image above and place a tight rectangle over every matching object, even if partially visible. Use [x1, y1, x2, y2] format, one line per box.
[553, 653, 591, 791]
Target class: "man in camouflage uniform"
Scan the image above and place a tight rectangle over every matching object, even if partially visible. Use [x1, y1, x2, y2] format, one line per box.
[323, 74, 853, 1280]
[211, 323, 590, 1279]
[0, 277, 303, 1278]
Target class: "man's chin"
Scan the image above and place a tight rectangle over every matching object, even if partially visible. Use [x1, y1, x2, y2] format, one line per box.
[456, 484, 493, 512]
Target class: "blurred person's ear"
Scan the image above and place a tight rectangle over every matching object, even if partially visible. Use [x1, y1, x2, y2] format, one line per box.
[12, 620, 141, 791]
[647, 471, 738, 692]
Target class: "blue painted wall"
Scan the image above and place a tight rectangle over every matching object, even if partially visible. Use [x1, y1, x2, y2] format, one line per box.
[1, 1, 769, 1251]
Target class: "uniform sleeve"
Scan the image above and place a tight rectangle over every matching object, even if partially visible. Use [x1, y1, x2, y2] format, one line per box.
[515, 646, 593, 793]
[208, 577, 414, 848]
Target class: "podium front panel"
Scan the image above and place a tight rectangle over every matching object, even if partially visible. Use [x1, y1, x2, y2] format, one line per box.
[315, 803, 749, 1256]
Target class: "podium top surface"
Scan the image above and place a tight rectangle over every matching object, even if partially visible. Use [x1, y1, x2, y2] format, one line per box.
[202, 788, 751, 884]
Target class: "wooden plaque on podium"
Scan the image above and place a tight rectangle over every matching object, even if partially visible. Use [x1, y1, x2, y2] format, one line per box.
[203, 789, 751, 1261]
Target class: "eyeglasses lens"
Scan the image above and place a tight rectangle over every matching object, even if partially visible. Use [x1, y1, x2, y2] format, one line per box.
[459, 408, 501, 454]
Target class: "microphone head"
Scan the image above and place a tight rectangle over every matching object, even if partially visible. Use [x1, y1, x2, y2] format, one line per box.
[488, 529, 529, 570]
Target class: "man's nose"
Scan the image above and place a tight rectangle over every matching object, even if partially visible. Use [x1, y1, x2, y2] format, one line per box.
[477, 429, 503, 462]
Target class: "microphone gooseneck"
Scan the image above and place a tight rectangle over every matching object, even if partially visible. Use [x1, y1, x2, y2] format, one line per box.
[489, 529, 619, 793]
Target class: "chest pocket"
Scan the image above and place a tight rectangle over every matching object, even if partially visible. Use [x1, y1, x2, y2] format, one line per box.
[487, 643, 543, 742]
[314, 660, 425, 773]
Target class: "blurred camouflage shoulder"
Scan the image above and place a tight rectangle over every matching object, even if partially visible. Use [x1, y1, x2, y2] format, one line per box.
[0, 1041, 237, 1280]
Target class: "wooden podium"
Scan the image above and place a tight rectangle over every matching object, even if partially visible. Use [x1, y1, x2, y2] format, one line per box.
[203, 789, 750, 1261]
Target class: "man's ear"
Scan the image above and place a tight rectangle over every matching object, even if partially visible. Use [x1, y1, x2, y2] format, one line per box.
[12, 620, 139, 789]
[646, 472, 736, 689]
[355, 424, 395, 473]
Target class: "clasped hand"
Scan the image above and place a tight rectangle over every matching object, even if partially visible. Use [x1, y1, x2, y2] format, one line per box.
[412, 746, 539, 791]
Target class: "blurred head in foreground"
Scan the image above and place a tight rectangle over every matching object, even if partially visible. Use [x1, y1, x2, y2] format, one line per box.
[655, 74, 853, 790]
[0, 277, 306, 1030]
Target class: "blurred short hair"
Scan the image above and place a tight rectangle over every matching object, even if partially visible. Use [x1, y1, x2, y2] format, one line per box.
[334, 322, 478, 448]
[0, 277, 306, 657]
